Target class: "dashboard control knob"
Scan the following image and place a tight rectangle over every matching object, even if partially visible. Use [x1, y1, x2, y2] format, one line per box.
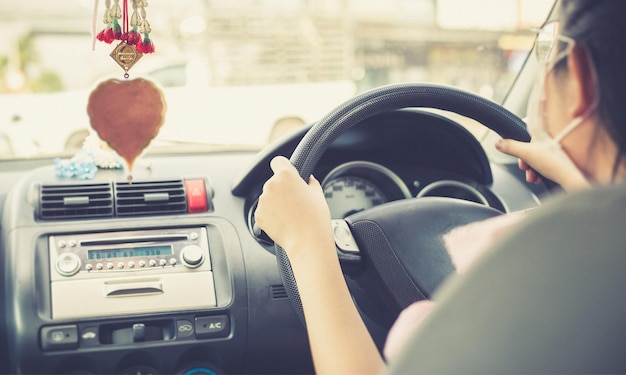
[149, 259, 157, 267]
[56, 253, 81, 276]
[181, 245, 204, 268]
[159, 259, 167, 266]
[177, 361, 219, 375]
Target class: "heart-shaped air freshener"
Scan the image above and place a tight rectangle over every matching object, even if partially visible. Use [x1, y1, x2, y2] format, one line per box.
[87, 78, 166, 179]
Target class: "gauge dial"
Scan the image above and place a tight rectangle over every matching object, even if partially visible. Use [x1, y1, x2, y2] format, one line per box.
[323, 176, 387, 219]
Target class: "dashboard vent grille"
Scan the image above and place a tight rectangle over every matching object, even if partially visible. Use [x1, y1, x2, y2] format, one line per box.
[115, 180, 187, 217]
[38, 183, 114, 220]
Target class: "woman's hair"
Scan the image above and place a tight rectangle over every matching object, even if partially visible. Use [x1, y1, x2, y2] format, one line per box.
[559, 0, 626, 179]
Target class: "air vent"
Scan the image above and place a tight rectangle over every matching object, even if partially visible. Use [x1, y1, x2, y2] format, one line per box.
[39, 183, 114, 220]
[115, 180, 187, 217]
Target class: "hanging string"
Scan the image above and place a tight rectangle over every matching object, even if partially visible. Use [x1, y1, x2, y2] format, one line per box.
[122, 0, 129, 37]
[92, 0, 100, 51]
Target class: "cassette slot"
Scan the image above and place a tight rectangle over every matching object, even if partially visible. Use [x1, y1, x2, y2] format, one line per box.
[81, 234, 189, 246]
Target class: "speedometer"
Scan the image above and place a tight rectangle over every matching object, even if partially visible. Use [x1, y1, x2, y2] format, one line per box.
[321, 161, 412, 219]
[323, 176, 387, 219]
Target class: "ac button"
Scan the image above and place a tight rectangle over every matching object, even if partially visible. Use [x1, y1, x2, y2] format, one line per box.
[195, 315, 230, 339]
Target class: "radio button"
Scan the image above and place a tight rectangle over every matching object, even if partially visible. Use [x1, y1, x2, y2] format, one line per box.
[96, 263, 103, 270]
[107, 262, 114, 270]
[68, 240, 78, 247]
[85, 264, 93, 271]
[159, 259, 167, 267]
[118, 262, 125, 269]
[128, 261, 135, 268]
[190, 232, 199, 240]
[181, 245, 204, 268]
[56, 253, 81, 276]
[41, 325, 78, 351]
[58, 241, 67, 248]
[139, 260, 146, 268]
[176, 319, 194, 339]
[149, 259, 157, 267]
[170, 258, 177, 266]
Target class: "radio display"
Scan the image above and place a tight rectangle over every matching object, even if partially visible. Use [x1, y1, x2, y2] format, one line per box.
[87, 245, 173, 260]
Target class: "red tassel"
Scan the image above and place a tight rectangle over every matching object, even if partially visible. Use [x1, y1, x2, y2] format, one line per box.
[105, 28, 115, 43]
[111, 21, 123, 40]
[99, 27, 116, 44]
[137, 36, 155, 54]
[96, 29, 107, 42]
[126, 30, 141, 45]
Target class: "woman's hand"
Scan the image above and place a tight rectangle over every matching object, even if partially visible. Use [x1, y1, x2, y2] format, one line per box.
[495, 138, 589, 191]
[254, 155, 335, 258]
[254, 155, 384, 375]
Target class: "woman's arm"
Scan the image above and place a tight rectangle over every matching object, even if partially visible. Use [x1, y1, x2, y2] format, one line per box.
[255, 156, 384, 375]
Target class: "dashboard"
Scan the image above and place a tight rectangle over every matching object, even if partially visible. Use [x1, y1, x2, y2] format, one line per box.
[0, 109, 543, 374]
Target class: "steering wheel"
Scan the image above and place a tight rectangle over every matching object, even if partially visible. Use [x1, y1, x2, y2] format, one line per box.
[276, 83, 537, 325]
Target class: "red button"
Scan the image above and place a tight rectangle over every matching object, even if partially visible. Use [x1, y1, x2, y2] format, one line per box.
[184, 179, 208, 213]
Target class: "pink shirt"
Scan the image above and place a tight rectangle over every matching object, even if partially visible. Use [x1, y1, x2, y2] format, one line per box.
[383, 212, 528, 361]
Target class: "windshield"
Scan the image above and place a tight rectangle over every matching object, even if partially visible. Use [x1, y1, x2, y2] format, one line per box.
[0, 0, 553, 160]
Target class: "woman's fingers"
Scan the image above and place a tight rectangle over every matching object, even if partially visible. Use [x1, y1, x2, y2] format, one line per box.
[269, 155, 293, 173]
[497, 139, 538, 164]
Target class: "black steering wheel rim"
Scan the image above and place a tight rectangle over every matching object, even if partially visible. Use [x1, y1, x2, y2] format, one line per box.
[276, 82, 539, 326]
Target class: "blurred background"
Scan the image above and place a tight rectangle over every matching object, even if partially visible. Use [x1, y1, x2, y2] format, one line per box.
[0, 0, 553, 157]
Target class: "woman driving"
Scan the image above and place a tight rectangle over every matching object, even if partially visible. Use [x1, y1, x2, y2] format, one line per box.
[254, 1, 626, 373]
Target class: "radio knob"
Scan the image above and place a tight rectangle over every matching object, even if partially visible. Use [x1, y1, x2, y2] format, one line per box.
[181, 245, 204, 268]
[56, 253, 81, 276]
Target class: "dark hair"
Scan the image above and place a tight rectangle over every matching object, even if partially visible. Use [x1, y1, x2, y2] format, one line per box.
[559, 0, 626, 179]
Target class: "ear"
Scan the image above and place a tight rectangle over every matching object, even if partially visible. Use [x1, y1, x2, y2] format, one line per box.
[566, 43, 597, 117]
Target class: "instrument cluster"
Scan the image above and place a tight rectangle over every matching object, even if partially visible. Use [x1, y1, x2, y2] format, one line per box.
[321, 161, 490, 219]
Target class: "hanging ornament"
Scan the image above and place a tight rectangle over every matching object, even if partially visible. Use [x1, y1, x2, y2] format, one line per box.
[95, 0, 155, 78]
[87, 78, 166, 180]
[136, 0, 156, 54]
[89, 0, 165, 182]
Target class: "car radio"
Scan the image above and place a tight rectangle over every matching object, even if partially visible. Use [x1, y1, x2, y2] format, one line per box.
[49, 227, 217, 320]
